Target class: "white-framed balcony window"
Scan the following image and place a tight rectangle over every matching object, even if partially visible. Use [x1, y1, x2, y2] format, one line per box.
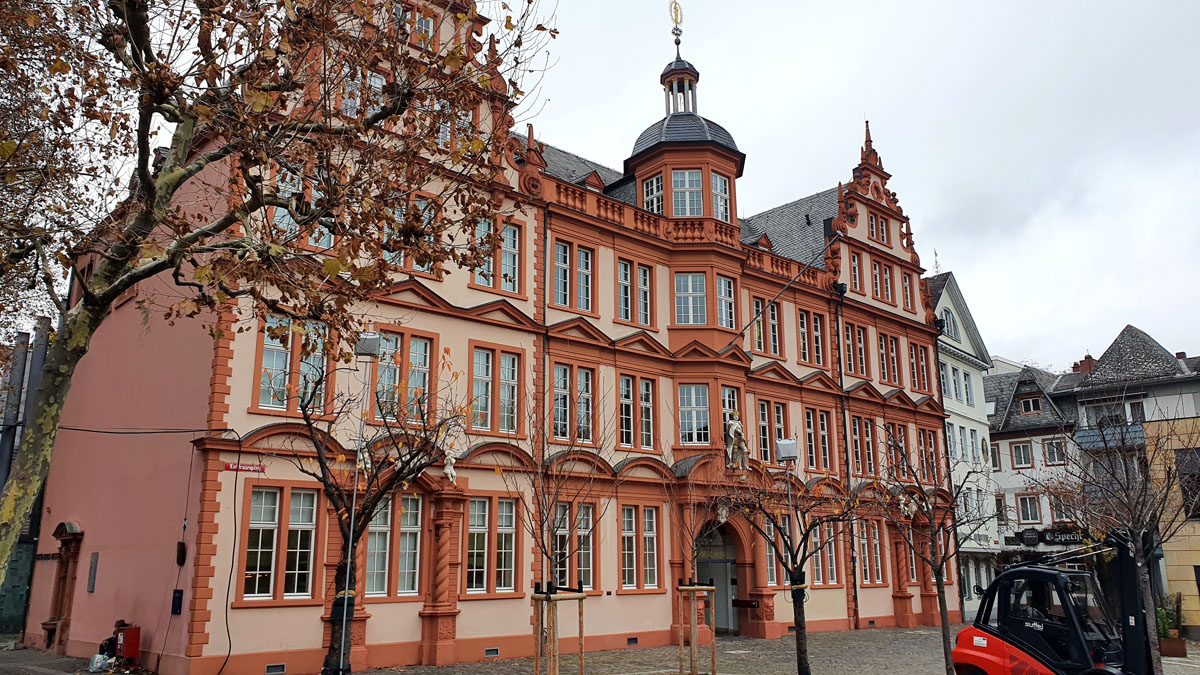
[643, 174, 664, 215]
[712, 173, 730, 222]
[674, 273, 707, 325]
[716, 276, 735, 329]
[672, 169, 703, 217]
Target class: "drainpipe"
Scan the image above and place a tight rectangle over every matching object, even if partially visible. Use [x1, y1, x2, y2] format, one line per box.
[932, 320, 966, 622]
[831, 283, 860, 629]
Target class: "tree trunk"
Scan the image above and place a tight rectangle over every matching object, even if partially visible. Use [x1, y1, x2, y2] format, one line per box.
[323, 545, 358, 674]
[0, 304, 101, 585]
[1137, 547, 1164, 675]
[791, 583, 811, 675]
[933, 569, 955, 675]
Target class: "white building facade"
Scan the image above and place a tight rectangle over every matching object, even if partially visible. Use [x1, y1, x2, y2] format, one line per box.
[927, 272, 997, 618]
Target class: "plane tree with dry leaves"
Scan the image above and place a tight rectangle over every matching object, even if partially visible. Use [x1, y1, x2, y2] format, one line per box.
[0, 0, 556, 581]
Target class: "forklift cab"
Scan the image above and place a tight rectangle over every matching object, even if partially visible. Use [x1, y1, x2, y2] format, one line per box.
[955, 566, 1125, 674]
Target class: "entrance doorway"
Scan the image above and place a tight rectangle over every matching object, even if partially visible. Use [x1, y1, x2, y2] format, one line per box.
[696, 525, 738, 634]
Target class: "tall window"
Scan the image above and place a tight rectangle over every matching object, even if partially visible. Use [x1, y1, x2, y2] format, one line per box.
[850, 253, 862, 291]
[765, 520, 777, 586]
[637, 265, 653, 325]
[843, 323, 869, 377]
[991, 443, 1002, 471]
[1018, 495, 1041, 523]
[798, 310, 811, 363]
[366, 499, 391, 596]
[716, 276, 735, 329]
[851, 417, 864, 474]
[619, 375, 655, 450]
[621, 507, 637, 589]
[679, 384, 710, 445]
[552, 241, 594, 312]
[473, 221, 520, 294]
[908, 345, 930, 393]
[376, 333, 433, 419]
[284, 490, 317, 597]
[551, 364, 594, 442]
[397, 495, 422, 594]
[674, 273, 707, 325]
[870, 522, 884, 583]
[576, 504, 595, 590]
[797, 310, 826, 366]
[818, 411, 831, 471]
[951, 366, 962, 401]
[766, 302, 781, 355]
[642, 507, 659, 588]
[466, 498, 489, 592]
[804, 409, 817, 469]
[812, 314, 824, 365]
[711, 173, 730, 222]
[882, 266, 893, 303]
[941, 308, 960, 340]
[902, 273, 913, 310]
[672, 169, 703, 217]
[995, 495, 1007, 524]
[939, 362, 949, 396]
[752, 299, 765, 352]
[864, 422, 876, 476]
[970, 429, 980, 462]
[643, 174, 664, 214]
[872, 261, 881, 297]
[617, 261, 632, 322]
[495, 499, 516, 592]
[470, 347, 520, 434]
[964, 373, 975, 406]
[245, 487, 279, 598]
[721, 386, 740, 430]
[271, 168, 302, 240]
[257, 317, 329, 414]
[756, 399, 786, 463]
[614, 504, 665, 590]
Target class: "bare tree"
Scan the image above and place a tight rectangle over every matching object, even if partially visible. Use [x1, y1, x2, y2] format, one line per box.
[714, 469, 857, 675]
[271, 333, 467, 674]
[862, 421, 998, 675]
[0, 0, 557, 579]
[489, 378, 623, 673]
[1026, 414, 1200, 675]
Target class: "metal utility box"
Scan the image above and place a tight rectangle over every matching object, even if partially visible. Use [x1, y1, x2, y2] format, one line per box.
[115, 625, 140, 660]
[775, 438, 798, 462]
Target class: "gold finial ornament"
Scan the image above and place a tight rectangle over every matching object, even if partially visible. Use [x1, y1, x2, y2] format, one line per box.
[669, 0, 683, 27]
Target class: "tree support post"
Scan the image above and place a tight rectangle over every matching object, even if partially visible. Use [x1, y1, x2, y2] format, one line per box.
[677, 584, 716, 675]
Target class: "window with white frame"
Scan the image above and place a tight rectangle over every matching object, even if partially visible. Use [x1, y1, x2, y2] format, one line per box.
[466, 498, 489, 592]
[1021, 397, 1043, 415]
[964, 372, 975, 407]
[637, 264, 653, 325]
[366, 499, 391, 596]
[284, 489, 317, 597]
[952, 366, 962, 401]
[939, 362, 949, 397]
[271, 168, 302, 240]
[576, 247, 592, 311]
[752, 299, 765, 352]
[244, 487, 279, 598]
[991, 443, 1002, 471]
[758, 400, 771, 462]
[767, 302, 781, 355]
[397, 495, 422, 594]
[640, 379, 655, 448]
[715, 276, 735, 329]
[619, 375, 656, 450]
[672, 169, 703, 217]
[620, 506, 638, 589]
[812, 314, 824, 365]
[1018, 495, 1041, 523]
[804, 409, 817, 469]
[765, 519, 778, 586]
[902, 273, 913, 310]
[258, 317, 330, 413]
[553, 364, 570, 440]
[576, 504, 594, 590]
[494, 498, 516, 592]
[712, 173, 730, 222]
[675, 273, 707, 325]
[679, 384, 710, 445]
[882, 266, 893, 303]
[472, 348, 493, 430]
[576, 367, 593, 442]
[850, 253, 861, 291]
[1012, 442, 1034, 469]
[642, 507, 659, 588]
[870, 522, 883, 583]
[615, 260, 653, 325]
[376, 333, 432, 420]
[872, 261, 882, 297]
[553, 242, 570, 306]
[341, 64, 360, 117]
[1045, 439, 1067, 465]
[818, 411, 832, 470]
[617, 261, 632, 322]
[941, 308, 960, 340]
[970, 429, 980, 462]
[643, 174, 664, 215]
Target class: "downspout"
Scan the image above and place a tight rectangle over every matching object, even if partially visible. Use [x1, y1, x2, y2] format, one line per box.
[831, 282, 860, 629]
[932, 320, 966, 622]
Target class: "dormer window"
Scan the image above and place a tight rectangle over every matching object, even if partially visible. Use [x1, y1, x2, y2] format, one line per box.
[672, 170, 703, 217]
[642, 174, 663, 215]
[711, 173, 730, 222]
[941, 308, 960, 340]
[1020, 397, 1042, 415]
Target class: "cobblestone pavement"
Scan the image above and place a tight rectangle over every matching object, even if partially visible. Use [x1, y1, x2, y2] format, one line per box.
[1, 629, 1199, 674]
[374, 627, 1200, 675]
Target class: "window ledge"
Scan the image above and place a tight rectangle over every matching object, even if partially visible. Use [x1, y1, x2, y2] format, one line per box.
[615, 587, 666, 596]
[232, 597, 324, 609]
[458, 591, 526, 601]
[363, 595, 424, 604]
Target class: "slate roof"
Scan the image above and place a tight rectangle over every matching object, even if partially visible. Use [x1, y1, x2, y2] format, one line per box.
[926, 272, 951, 307]
[661, 57, 698, 76]
[1078, 324, 1187, 388]
[739, 187, 839, 270]
[631, 113, 739, 157]
[984, 366, 1075, 433]
[510, 132, 625, 187]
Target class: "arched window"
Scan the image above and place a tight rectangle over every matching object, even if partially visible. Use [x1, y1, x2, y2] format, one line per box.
[941, 308, 960, 340]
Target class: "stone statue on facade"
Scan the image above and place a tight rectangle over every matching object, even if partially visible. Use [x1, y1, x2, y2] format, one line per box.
[442, 452, 457, 484]
[725, 411, 749, 471]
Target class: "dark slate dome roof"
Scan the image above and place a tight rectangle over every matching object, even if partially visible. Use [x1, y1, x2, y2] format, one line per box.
[661, 58, 698, 76]
[631, 113, 738, 157]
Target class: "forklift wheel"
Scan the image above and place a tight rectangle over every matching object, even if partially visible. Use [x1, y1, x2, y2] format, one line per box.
[952, 666, 987, 675]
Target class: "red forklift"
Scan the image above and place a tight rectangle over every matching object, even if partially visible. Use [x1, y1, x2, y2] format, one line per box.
[952, 533, 1151, 675]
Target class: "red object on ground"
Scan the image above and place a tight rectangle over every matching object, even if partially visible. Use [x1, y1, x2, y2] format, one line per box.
[952, 625, 1055, 675]
[115, 626, 140, 660]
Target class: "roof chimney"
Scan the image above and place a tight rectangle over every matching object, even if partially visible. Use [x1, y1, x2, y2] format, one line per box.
[1177, 351, 1188, 359]
[1077, 354, 1096, 374]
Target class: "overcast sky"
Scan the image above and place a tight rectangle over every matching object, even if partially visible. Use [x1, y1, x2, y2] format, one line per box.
[524, 1, 1200, 373]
